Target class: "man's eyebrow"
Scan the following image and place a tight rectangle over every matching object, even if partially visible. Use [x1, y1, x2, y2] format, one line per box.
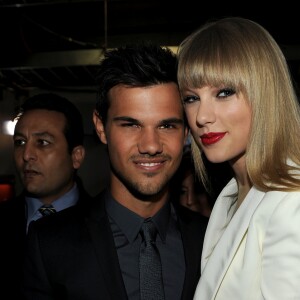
[33, 132, 55, 139]
[113, 116, 138, 122]
[14, 131, 55, 139]
[113, 116, 184, 125]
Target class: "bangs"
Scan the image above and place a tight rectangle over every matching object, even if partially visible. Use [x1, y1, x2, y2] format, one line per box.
[177, 26, 251, 94]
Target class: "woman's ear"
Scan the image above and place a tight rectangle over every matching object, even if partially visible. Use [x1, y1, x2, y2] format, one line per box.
[93, 110, 107, 144]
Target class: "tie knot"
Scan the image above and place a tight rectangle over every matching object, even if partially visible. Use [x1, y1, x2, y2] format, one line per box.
[38, 204, 56, 217]
[141, 220, 157, 243]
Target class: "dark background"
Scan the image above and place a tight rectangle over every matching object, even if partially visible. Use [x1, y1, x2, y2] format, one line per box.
[0, 0, 300, 92]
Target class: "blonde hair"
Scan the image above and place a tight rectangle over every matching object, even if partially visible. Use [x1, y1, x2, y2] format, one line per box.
[178, 17, 300, 192]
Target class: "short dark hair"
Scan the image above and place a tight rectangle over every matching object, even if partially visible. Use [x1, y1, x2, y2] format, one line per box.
[15, 93, 84, 153]
[95, 43, 178, 124]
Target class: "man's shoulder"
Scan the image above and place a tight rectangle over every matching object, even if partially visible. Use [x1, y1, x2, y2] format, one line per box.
[175, 203, 209, 227]
[26, 192, 109, 251]
[174, 204, 208, 253]
[30, 191, 107, 230]
[77, 181, 93, 201]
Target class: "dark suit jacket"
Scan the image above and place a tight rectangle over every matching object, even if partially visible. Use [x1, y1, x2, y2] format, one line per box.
[23, 190, 208, 300]
[0, 182, 91, 300]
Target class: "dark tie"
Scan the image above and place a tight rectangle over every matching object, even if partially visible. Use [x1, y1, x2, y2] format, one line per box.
[139, 219, 165, 300]
[38, 204, 56, 217]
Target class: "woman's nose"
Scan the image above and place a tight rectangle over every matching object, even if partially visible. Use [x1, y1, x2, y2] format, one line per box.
[196, 103, 216, 126]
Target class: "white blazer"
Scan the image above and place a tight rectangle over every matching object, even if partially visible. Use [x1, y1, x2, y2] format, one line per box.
[194, 178, 300, 300]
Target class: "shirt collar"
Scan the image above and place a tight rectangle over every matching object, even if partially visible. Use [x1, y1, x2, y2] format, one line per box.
[105, 191, 171, 244]
[26, 183, 79, 220]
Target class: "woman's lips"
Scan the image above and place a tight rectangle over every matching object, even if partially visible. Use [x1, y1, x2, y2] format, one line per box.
[200, 132, 226, 145]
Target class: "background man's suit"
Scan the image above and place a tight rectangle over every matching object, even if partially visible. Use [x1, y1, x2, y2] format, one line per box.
[0, 183, 91, 300]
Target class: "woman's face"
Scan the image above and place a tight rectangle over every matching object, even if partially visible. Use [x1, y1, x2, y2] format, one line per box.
[181, 85, 252, 166]
[179, 170, 211, 217]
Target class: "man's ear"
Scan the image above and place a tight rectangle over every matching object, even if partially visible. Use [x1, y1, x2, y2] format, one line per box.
[93, 110, 107, 144]
[72, 145, 85, 170]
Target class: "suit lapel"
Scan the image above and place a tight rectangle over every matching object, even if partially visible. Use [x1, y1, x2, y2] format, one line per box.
[197, 180, 265, 299]
[84, 195, 128, 300]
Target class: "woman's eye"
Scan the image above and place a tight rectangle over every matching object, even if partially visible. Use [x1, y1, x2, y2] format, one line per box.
[183, 95, 199, 104]
[217, 88, 235, 98]
[180, 187, 188, 195]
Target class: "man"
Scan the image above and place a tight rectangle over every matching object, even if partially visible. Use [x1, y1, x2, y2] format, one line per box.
[22, 44, 208, 300]
[0, 93, 91, 299]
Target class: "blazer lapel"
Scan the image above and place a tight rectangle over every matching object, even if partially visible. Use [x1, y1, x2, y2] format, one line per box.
[196, 180, 265, 299]
[84, 195, 128, 300]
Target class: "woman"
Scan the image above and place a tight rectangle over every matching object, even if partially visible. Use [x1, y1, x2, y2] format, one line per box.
[172, 145, 213, 216]
[177, 17, 300, 299]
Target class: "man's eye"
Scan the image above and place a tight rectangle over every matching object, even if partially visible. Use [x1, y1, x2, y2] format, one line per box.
[217, 88, 235, 98]
[14, 139, 25, 146]
[121, 123, 139, 128]
[160, 124, 174, 129]
[38, 140, 50, 146]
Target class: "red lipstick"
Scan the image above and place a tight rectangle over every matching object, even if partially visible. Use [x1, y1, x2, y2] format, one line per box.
[200, 132, 226, 145]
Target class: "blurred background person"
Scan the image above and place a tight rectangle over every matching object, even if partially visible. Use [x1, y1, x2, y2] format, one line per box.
[172, 146, 212, 217]
[172, 144, 232, 217]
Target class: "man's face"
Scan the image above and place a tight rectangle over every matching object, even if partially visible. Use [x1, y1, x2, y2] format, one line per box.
[13, 109, 77, 203]
[94, 83, 188, 202]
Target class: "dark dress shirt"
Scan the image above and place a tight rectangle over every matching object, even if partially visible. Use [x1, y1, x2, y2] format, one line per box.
[106, 194, 185, 300]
